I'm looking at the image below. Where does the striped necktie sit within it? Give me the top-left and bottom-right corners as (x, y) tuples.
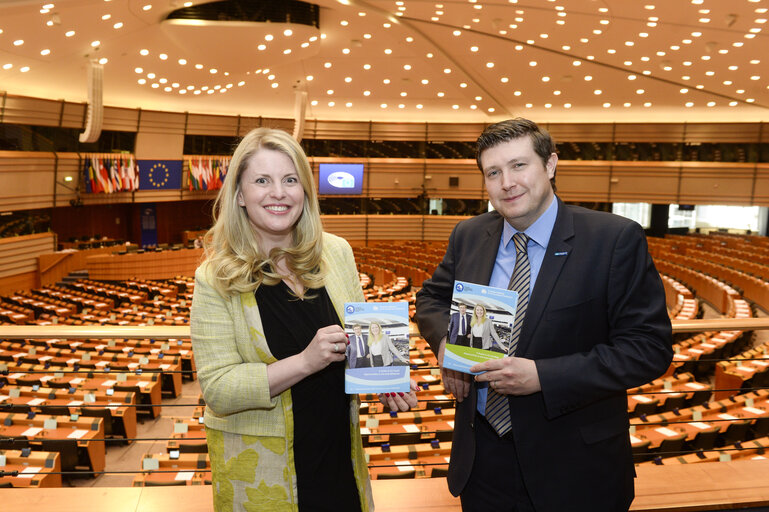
(485, 232), (530, 437)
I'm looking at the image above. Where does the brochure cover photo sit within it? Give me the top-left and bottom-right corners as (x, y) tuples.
(344, 301), (411, 394)
(443, 280), (518, 374)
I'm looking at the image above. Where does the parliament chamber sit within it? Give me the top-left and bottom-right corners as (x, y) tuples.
(3, 0), (769, 508)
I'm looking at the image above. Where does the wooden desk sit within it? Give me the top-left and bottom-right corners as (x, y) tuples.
(0, 386), (137, 442)
(0, 449), (61, 487)
(0, 423), (104, 473)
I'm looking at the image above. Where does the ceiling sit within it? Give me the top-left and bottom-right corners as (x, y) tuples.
(0, 0), (767, 124)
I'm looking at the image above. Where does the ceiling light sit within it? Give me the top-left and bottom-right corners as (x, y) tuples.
(271, 83), (278, 88)
(584, 75), (593, 81)
(134, 67), (143, 73)
(486, 62), (494, 68)
(644, 102), (652, 107)
(101, 14), (111, 20)
(384, 48), (392, 54)
(459, 83), (467, 88)
(363, 90), (371, 96)
(421, 79), (429, 84)
(41, 49), (50, 55)
(514, 91), (522, 96)
(403, 64), (411, 70)
(564, 103), (572, 108)
(453, 30), (461, 36)
(636, 89), (645, 94)
(140, 49), (149, 55)
(113, 22), (123, 29)
(324, 62), (332, 68)
(345, 77), (352, 82)
(257, 44), (266, 50)
(443, 68), (451, 73)
(437, 92), (445, 97)
(623, 103), (631, 107)
(284, 29), (293, 36)
(363, 64), (371, 70)
(138, 78), (146, 84)
(195, 64), (203, 69)
(383, 78), (390, 84)
(594, 89), (602, 95)
(147, 72), (155, 79)
(342, 48), (350, 54)
(500, 77), (509, 83)
(470, 46), (479, 52)
(529, 61), (537, 66)
(553, 90), (561, 95)
(400, 92), (407, 97)
(20, 66), (30, 72)
(142, 4), (151, 10)
(159, 53), (168, 60)
(542, 76), (550, 82)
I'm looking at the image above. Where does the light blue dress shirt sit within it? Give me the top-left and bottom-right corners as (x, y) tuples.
(477, 196), (559, 415)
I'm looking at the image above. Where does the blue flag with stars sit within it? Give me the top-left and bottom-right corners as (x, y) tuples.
(138, 160), (183, 190)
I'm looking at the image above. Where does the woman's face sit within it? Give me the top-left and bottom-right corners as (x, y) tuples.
(237, 148), (305, 252)
(475, 305), (484, 318)
(370, 323), (381, 335)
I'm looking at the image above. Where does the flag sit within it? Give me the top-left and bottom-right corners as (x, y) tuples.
(83, 158), (92, 193)
(188, 158), (201, 190)
(137, 160), (183, 190)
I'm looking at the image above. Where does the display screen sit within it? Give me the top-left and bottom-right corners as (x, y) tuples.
(318, 163), (364, 195)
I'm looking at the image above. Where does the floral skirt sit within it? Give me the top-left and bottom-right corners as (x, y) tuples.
(206, 427), (297, 512)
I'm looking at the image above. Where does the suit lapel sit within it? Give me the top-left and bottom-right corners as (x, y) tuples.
(516, 198), (574, 356)
(470, 213), (504, 286)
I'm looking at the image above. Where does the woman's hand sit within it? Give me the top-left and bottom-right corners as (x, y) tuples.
(378, 379), (419, 412)
(299, 325), (348, 375)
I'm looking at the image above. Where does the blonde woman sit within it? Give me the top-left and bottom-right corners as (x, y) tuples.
(367, 322), (409, 367)
(469, 304), (507, 352)
(191, 128), (415, 512)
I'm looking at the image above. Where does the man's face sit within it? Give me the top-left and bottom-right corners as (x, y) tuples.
(458, 304), (466, 315)
(353, 325), (362, 336)
(479, 136), (557, 231)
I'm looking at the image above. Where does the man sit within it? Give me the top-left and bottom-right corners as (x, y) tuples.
(415, 118), (672, 511)
(448, 303), (472, 347)
(347, 324), (370, 369)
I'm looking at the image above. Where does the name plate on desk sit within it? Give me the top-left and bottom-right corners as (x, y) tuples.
(9, 388), (21, 398)
(142, 457), (160, 471)
(82, 353), (91, 361)
(0, 454), (6, 466)
(174, 422), (189, 434)
(746, 398), (755, 408)
(108, 339), (116, 347)
(139, 357), (150, 365)
(693, 410), (703, 421)
(84, 393), (96, 403)
(28, 348), (36, 355)
(116, 373), (128, 382)
(43, 418), (58, 430)
(366, 417), (380, 429)
(161, 343), (170, 351)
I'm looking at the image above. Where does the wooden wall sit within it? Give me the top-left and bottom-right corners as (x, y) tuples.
(0, 232), (55, 294)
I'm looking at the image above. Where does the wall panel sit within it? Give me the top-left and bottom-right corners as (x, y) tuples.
(556, 161), (612, 202)
(0, 270), (36, 296)
(0, 232), (54, 280)
(678, 163), (756, 205)
(2, 95), (63, 127)
(426, 123), (485, 142)
(752, 164), (769, 206)
(424, 160), (484, 199)
(609, 162), (681, 204)
(307, 120), (371, 140)
(0, 151), (56, 210)
(102, 106), (140, 132)
(185, 113), (238, 136)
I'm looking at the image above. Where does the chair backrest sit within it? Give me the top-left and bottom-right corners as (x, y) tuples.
(178, 442), (208, 454)
(143, 479), (188, 486)
(39, 439), (80, 472)
(430, 466), (449, 478)
(377, 470), (416, 480)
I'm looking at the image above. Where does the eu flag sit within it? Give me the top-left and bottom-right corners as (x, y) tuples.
(138, 160), (183, 190)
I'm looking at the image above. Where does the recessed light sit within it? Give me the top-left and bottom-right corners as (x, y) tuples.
(195, 64), (203, 69)
(41, 49), (51, 56)
(140, 49), (149, 55)
(363, 90), (371, 96)
(147, 73), (155, 79)
(142, 4), (151, 11)
(20, 66), (30, 72)
(101, 14), (111, 20)
(113, 22), (123, 29)
(138, 78), (146, 84)
(159, 53), (168, 60)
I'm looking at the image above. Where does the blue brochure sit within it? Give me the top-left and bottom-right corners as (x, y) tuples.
(344, 301), (411, 393)
(443, 280), (518, 374)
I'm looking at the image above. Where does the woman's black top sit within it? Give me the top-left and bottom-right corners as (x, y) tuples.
(255, 281), (361, 511)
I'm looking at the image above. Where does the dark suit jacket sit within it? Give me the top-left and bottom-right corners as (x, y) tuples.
(347, 333), (369, 369)
(447, 311), (472, 345)
(415, 197), (673, 511)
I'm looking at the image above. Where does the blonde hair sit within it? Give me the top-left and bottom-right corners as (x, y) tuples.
(203, 128), (324, 297)
(470, 304), (487, 327)
(368, 322), (383, 344)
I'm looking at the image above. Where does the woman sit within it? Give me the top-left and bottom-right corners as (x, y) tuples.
(191, 128), (415, 512)
(469, 304), (507, 352)
(367, 322), (409, 367)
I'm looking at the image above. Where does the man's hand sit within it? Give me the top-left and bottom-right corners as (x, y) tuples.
(438, 337), (471, 402)
(470, 357), (541, 396)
